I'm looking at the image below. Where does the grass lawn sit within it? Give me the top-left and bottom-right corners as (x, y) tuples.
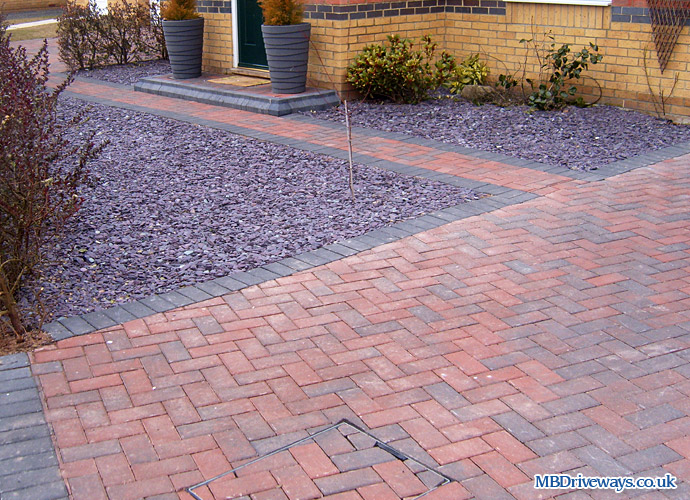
(9, 15), (54, 24)
(6, 8), (62, 24)
(7, 23), (57, 42)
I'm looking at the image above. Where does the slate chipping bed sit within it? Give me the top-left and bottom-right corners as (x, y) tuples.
(25, 94), (480, 320)
(78, 59), (690, 172)
(77, 59), (172, 86)
(307, 99), (690, 171)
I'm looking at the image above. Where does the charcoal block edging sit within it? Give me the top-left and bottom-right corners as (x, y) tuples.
(133, 75), (340, 117)
(0, 352), (69, 500)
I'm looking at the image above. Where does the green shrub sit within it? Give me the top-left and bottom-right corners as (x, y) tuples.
(496, 73), (518, 91)
(444, 54), (489, 94)
(524, 37), (603, 110)
(57, 1), (106, 70)
(347, 35), (454, 104)
(0, 15), (104, 338)
(434, 50), (458, 88)
(58, 0), (166, 70)
(258, 0), (303, 25)
(458, 54), (489, 87)
(103, 0), (159, 65)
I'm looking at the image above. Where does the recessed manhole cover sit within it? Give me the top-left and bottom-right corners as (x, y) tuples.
(186, 419), (454, 499)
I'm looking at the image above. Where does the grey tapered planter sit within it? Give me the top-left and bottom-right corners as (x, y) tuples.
(261, 23), (311, 94)
(162, 17), (204, 79)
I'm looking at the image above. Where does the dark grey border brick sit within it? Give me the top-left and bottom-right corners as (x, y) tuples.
(56, 316), (93, 336)
(103, 305), (138, 324)
(260, 262), (296, 277)
(176, 286), (214, 302)
(120, 300), (157, 319)
(194, 280), (232, 297)
(138, 295), (177, 313)
(0, 353), (68, 500)
(81, 311), (118, 331)
(0, 353), (29, 371)
(1, 480), (68, 500)
(213, 276), (246, 291)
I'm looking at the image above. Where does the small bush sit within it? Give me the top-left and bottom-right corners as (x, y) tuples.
(513, 32), (603, 111)
(490, 73), (520, 106)
(434, 50), (458, 88)
(102, 0), (159, 65)
(526, 41), (603, 110)
(0, 14), (104, 338)
(258, 0), (303, 25)
(458, 54), (489, 87)
(58, 0), (166, 70)
(57, 1), (106, 70)
(444, 54), (489, 94)
(160, 0), (200, 21)
(496, 73), (518, 91)
(347, 35), (454, 104)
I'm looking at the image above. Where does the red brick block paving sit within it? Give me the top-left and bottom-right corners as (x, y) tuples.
(26, 153), (690, 499)
(15, 40), (690, 498)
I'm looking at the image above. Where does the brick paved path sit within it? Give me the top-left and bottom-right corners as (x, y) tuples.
(3, 43), (690, 499)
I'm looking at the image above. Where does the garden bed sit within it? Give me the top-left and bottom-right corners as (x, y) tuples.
(307, 99), (690, 171)
(78, 60), (690, 173)
(26, 94), (479, 320)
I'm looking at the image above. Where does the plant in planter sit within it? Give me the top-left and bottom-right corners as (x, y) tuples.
(258, 0), (310, 94)
(160, 0), (204, 79)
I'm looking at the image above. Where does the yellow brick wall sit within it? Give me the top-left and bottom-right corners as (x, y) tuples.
(306, 13), (447, 96)
(200, 12), (447, 95)
(4, 0), (65, 11)
(603, 21), (689, 120)
(444, 4), (690, 121)
(201, 12), (233, 74)
(199, 4), (690, 120)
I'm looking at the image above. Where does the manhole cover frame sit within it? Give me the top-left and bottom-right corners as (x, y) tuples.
(186, 418), (456, 500)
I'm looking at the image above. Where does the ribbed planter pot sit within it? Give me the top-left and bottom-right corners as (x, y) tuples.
(162, 18), (204, 79)
(261, 23), (311, 94)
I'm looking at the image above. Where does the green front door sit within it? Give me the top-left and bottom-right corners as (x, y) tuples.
(237, 0), (268, 69)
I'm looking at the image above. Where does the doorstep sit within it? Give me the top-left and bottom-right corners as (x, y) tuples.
(134, 72), (340, 116)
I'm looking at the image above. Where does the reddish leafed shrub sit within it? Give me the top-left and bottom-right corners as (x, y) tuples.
(0, 14), (104, 338)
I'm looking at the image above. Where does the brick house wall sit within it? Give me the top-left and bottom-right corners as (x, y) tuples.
(442, 1), (690, 120)
(199, 0), (690, 120)
(199, 10), (234, 74)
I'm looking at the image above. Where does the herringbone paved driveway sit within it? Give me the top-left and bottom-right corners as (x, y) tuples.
(6, 39), (690, 498)
(29, 152), (690, 499)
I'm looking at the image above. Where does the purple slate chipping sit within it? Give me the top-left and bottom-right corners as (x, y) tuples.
(308, 99), (690, 171)
(22, 96), (480, 321)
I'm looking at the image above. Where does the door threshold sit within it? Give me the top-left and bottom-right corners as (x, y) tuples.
(232, 67), (270, 79)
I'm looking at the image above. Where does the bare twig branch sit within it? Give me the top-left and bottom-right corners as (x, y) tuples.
(344, 100), (355, 202)
(643, 45), (679, 119)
